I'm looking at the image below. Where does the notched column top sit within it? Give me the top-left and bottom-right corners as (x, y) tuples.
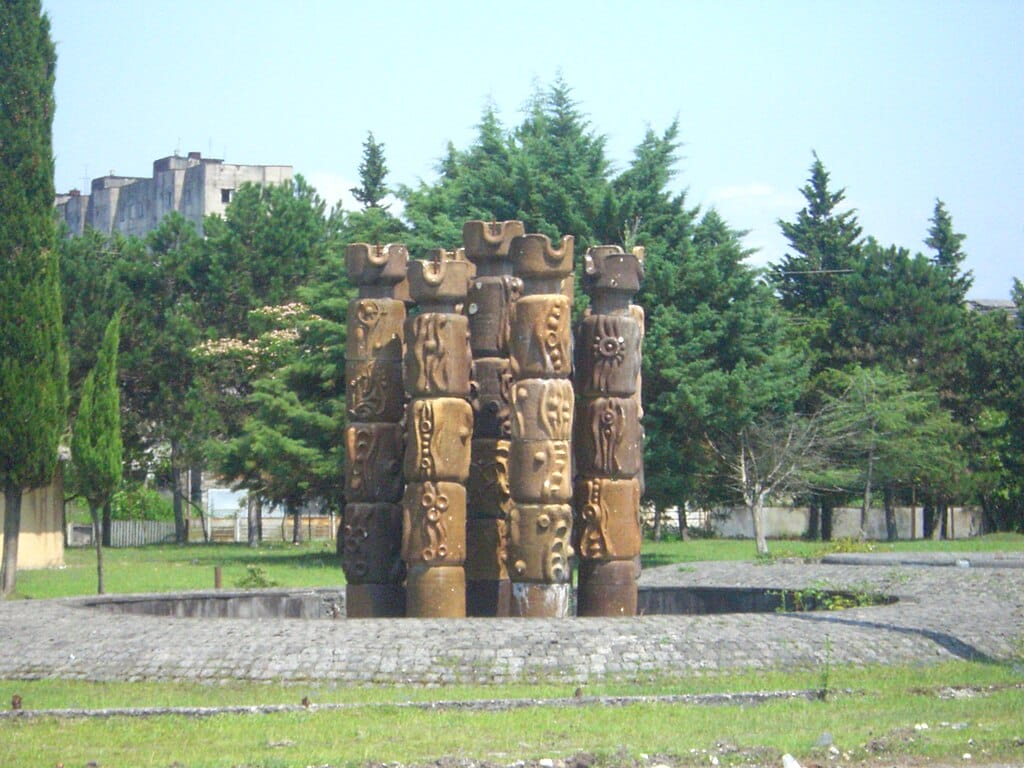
(346, 243), (409, 290)
(510, 233), (575, 282)
(583, 245), (645, 313)
(463, 220), (526, 262)
(407, 248), (474, 308)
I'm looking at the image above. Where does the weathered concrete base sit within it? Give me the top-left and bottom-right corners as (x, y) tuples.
(4, 559), (1020, 684)
(345, 584), (405, 618)
(577, 560), (637, 617)
(82, 588), (345, 619)
(510, 582), (570, 618)
(406, 566), (466, 618)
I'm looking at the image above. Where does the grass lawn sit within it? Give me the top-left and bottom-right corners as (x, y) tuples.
(12, 539), (343, 599)
(10, 533), (1024, 599)
(1, 661), (1022, 767)
(640, 532), (1024, 568)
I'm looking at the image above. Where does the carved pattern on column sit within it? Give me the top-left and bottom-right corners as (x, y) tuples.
(402, 249), (474, 617)
(574, 244), (645, 617)
(341, 243), (409, 618)
(507, 232), (575, 618)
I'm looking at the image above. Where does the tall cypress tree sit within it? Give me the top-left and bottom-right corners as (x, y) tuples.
(71, 312), (123, 594)
(350, 131), (390, 209)
(0, 1), (67, 596)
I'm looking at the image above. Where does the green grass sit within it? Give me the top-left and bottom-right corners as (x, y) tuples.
(640, 532), (1024, 569)
(12, 540), (344, 599)
(11, 532), (1024, 600)
(2, 661), (1022, 767)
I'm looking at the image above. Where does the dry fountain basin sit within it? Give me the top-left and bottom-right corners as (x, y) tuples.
(77, 585), (895, 619)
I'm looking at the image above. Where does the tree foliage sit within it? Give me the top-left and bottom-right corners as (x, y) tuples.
(51, 77), (1024, 542)
(70, 312), (122, 592)
(350, 131), (390, 209)
(1, 0), (66, 595)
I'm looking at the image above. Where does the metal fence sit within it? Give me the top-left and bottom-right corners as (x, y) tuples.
(67, 519), (177, 548)
(187, 514), (338, 543)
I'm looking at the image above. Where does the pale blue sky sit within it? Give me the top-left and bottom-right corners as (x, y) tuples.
(44, 0), (1023, 298)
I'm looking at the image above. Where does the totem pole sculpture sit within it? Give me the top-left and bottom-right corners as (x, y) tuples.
(341, 243), (409, 618)
(506, 232), (576, 617)
(464, 219), (528, 618)
(402, 249), (475, 617)
(462, 220), (524, 616)
(574, 245), (645, 616)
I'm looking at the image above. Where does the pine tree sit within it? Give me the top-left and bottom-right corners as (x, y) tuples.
(0, 0), (67, 596)
(350, 131), (390, 209)
(771, 153), (863, 317)
(70, 312), (123, 593)
(925, 199), (972, 303)
(643, 209), (809, 546)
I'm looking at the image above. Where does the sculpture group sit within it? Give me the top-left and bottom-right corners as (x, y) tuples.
(341, 221), (644, 619)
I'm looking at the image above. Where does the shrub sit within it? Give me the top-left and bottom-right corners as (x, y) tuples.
(110, 484), (175, 521)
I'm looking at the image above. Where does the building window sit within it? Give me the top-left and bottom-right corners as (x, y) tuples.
(221, 188), (233, 204)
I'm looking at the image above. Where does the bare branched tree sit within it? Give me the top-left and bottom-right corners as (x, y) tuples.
(707, 404), (848, 555)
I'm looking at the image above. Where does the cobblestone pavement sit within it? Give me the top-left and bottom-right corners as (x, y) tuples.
(1, 557), (1021, 684)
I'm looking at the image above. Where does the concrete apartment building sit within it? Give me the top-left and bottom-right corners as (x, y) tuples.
(56, 151), (292, 237)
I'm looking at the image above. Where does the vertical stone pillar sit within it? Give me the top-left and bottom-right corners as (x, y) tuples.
(574, 245), (645, 617)
(402, 249), (474, 617)
(341, 243), (408, 618)
(462, 220), (524, 617)
(507, 232), (575, 618)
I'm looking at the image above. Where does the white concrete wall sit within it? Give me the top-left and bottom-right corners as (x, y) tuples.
(707, 505), (977, 540)
(0, 467), (64, 569)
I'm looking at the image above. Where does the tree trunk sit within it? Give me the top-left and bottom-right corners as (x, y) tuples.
(676, 506), (686, 541)
(883, 486), (898, 542)
(171, 460), (186, 544)
(190, 466), (203, 511)
(292, 508), (303, 544)
(929, 496), (944, 540)
(102, 500), (112, 547)
(90, 503), (105, 595)
(860, 449), (874, 540)
(247, 495), (261, 549)
(821, 496), (834, 541)
(1, 485), (23, 596)
(750, 494), (769, 556)
(807, 497), (821, 541)
(652, 505), (662, 542)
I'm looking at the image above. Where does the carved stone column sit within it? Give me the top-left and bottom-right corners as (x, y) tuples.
(462, 220), (524, 617)
(574, 245), (645, 616)
(507, 232), (575, 618)
(402, 249), (474, 617)
(341, 243), (409, 618)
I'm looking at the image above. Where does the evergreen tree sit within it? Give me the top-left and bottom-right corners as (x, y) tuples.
(962, 300), (1024, 530)
(350, 131), (390, 209)
(643, 209), (808, 543)
(199, 183), (346, 544)
(60, 229), (135, 397)
(772, 153), (863, 315)
(0, 0), (67, 596)
(832, 238), (967, 385)
(824, 365), (964, 540)
(770, 153), (863, 382)
(116, 213), (205, 542)
(925, 199), (972, 303)
(401, 78), (613, 253)
(70, 312), (122, 593)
